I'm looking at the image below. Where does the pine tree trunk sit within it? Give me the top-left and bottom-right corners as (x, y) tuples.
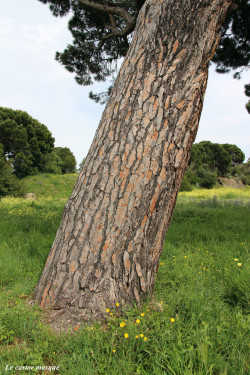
(35, 0), (232, 327)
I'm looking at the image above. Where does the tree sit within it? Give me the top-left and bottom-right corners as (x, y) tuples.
(244, 83), (250, 114)
(38, 0), (249, 103)
(0, 107), (55, 178)
(189, 141), (232, 176)
(222, 143), (245, 165)
(35, 0), (234, 327)
(185, 141), (245, 186)
(54, 147), (77, 173)
(0, 144), (24, 197)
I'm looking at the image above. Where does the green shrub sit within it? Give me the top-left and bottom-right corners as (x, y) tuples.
(197, 168), (217, 189)
(180, 175), (193, 191)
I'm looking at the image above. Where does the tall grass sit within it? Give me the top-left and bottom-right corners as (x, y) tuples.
(0, 181), (249, 374)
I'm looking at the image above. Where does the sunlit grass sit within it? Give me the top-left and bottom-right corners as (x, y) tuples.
(179, 186), (250, 202)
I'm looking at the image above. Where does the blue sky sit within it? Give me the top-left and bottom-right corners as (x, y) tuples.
(0, 0), (249, 165)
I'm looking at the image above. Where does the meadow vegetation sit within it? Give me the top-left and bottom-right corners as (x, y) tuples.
(0, 176), (249, 374)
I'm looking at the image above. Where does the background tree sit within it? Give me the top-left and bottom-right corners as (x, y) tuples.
(38, 0), (249, 104)
(54, 147), (77, 174)
(244, 83), (250, 113)
(0, 144), (23, 197)
(182, 141), (246, 189)
(232, 160), (250, 184)
(41, 151), (63, 174)
(189, 141), (232, 176)
(0, 107), (55, 178)
(222, 143), (245, 165)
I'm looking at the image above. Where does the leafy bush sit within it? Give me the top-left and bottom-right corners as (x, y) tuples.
(197, 168), (217, 189)
(179, 176), (193, 191)
(232, 161), (250, 185)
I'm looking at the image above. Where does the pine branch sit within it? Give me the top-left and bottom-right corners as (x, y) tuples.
(77, 0), (136, 23)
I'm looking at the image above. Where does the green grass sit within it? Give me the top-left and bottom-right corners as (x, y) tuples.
(22, 173), (78, 198)
(0, 179), (249, 375)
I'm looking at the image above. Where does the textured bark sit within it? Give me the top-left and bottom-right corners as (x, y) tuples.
(35, 0), (232, 326)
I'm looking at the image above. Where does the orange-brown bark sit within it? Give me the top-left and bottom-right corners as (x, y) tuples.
(35, 0), (232, 327)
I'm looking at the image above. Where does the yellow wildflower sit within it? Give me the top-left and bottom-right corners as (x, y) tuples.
(140, 334), (144, 338)
(116, 302), (120, 307)
(113, 349), (116, 353)
(136, 319), (140, 324)
(160, 301), (163, 304)
(141, 312), (145, 317)
(234, 259), (239, 261)
(124, 333), (129, 338)
(135, 335), (139, 339)
(120, 321), (126, 327)
(110, 312), (113, 316)
(237, 263), (242, 267)
(106, 308), (110, 313)
(170, 318), (175, 323)
(160, 262), (165, 265)
(184, 256), (187, 259)
(144, 337), (148, 341)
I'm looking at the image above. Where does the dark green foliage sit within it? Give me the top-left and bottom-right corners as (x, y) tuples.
(196, 167), (217, 189)
(222, 143), (245, 165)
(0, 144), (24, 197)
(190, 141), (233, 176)
(179, 175), (193, 192)
(38, 0), (250, 103)
(54, 147), (77, 173)
(212, 0), (250, 76)
(232, 161), (250, 185)
(184, 141), (246, 188)
(0, 107), (55, 178)
(244, 83), (250, 114)
(38, 0), (142, 96)
(41, 151), (62, 174)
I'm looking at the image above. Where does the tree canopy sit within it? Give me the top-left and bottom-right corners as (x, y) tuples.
(0, 107), (55, 178)
(54, 147), (77, 173)
(182, 141), (246, 189)
(244, 83), (250, 113)
(38, 0), (249, 104)
(0, 143), (23, 197)
(0, 107), (77, 181)
(189, 141), (245, 175)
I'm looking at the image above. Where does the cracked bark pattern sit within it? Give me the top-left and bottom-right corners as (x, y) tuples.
(35, 0), (232, 324)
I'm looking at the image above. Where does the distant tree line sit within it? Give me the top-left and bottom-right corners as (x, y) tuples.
(0, 107), (77, 197)
(181, 141), (248, 190)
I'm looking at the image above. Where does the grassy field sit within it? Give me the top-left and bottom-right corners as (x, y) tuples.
(0, 175), (249, 375)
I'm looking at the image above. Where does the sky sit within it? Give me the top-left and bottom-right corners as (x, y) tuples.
(0, 0), (249, 166)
